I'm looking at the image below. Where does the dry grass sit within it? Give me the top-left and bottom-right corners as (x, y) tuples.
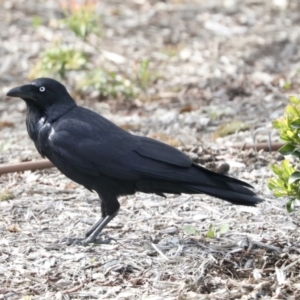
(1, 148), (300, 299)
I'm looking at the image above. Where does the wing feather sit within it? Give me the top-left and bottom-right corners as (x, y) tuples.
(48, 107), (193, 181)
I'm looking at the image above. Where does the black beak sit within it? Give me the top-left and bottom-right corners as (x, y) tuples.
(6, 84), (36, 100)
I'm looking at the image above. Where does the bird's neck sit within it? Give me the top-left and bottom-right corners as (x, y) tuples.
(25, 101), (77, 141)
(26, 103), (44, 141)
(46, 101), (77, 123)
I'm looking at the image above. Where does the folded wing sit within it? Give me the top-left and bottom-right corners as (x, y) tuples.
(49, 108), (193, 182)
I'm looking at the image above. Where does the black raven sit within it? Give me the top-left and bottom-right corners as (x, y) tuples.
(7, 78), (263, 245)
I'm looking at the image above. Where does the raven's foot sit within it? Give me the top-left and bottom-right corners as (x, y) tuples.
(82, 234), (116, 246)
(57, 235), (115, 246)
(81, 233), (114, 246)
(84, 212), (119, 242)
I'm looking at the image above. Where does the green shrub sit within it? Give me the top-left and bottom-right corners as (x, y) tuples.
(29, 2), (153, 100)
(79, 69), (139, 100)
(29, 45), (86, 79)
(268, 95), (300, 212)
(61, 4), (101, 39)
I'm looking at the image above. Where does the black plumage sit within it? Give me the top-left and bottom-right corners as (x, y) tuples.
(7, 78), (263, 245)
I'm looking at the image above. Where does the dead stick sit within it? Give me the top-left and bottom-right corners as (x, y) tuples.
(231, 142), (283, 151)
(0, 159), (54, 175)
(0, 142), (284, 175)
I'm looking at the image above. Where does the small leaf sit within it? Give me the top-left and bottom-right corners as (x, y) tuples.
(290, 119), (300, 129)
(283, 81), (292, 90)
(206, 224), (215, 238)
(286, 199), (295, 213)
(286, 104), (300, 117)
(267, 180), (278, 191)
(288, 171), (300, 184)
(217, 223), (230, 234)
(32, 16), (42, 28)
(292, 150), (300, 159)
(280, 133), (292, 143)
(289, 96), (300, 105)
(273, 190), (288, 197)
(183, 224), (199, 235)
(272, 119), (284, 129)
(286, 130), (295, 138)
(279, 144), (296, 156)
(270, 163), (282, 176)
(282, 159), (295, 177)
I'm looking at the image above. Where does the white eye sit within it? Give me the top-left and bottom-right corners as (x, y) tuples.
(39, 86), (46, 92)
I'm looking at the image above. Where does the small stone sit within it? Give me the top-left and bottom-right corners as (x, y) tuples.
(216, 162), (230, 174)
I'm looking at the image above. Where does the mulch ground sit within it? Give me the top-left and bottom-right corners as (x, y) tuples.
(1, 0), (300, 299)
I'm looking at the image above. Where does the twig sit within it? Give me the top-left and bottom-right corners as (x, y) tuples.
(150, 242), (169, 261)
(0, 159), (54, 175)
(231, 142), (283, 152)
(252, 240), (282, 254)
(63, 282), (85, 294)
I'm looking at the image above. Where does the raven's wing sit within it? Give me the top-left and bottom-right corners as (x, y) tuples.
(48, 107), (192, 181)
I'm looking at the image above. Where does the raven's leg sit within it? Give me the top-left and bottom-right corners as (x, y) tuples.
(82, 210), (119, 245)
(84, 201), (107, 238)
(82, 194), (120, 245)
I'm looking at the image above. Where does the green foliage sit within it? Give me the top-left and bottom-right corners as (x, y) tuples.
(183, 224), (200, 235)
(31, 16), (42, 28)
(90, 257), (97, 263)
(268, 160), (300, 212)
(269, 95), (300, 212)
(206, 223), (229, 238)
(182, 223), (230, 237)
(272, 96), (300, 145)
(213, 120), (250, 139)
(79, 69), (139, 100)
(283, 81), (292, 90)
(269, 160), (297, 196)
(137, 59), (151, 92)
(29, 45), (86, 79)
(29, 1), (152, 100)
(61, 5), (101, 39)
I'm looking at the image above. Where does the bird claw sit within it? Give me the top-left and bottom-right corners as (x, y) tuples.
(57, 235), (114, 246)
(82, 234), (115, 246)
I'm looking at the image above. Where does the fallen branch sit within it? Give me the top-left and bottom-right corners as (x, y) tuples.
(231, 142), (283, 152)
(0, 159), (54, 175)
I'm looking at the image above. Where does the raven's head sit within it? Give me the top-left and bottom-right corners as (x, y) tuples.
(6, 78), (75, 110)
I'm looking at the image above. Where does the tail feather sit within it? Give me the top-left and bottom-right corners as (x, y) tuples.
(136, 164), (263, 206)
(192, 164), (254, 188)
(185, 184), (263, 206)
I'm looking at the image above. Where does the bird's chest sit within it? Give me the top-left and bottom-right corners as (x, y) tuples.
(27, 114), (52, 157)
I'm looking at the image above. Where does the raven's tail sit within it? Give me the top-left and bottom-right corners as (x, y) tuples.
(136, 164), (263, 206)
